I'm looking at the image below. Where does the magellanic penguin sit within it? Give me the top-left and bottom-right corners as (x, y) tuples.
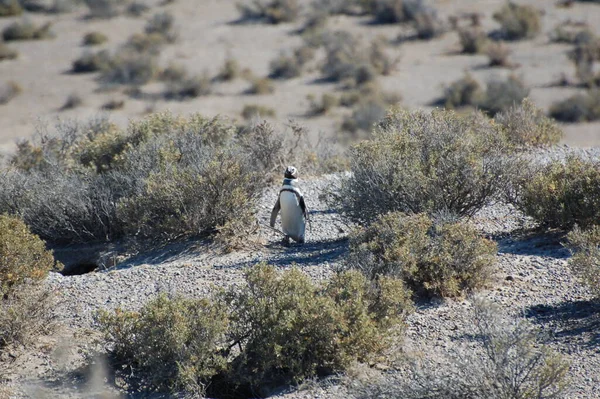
(270, 166), (309, 244)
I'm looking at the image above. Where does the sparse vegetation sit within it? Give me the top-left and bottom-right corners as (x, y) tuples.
(442, 72), (484, 109)
(101, 99), (124, 110)
(337, 108), (515, 222)
(457, 26), (489, 54)
(216, 57), (240, 81)
(510, 156), (600, 229)
(344, 212), (496, 297)
(84, 0), (119, 19)
(236, 0), (301, 24)
(2, 19), (53, 41)
(126, 1), (149, 17)
(241, 104), (276, 119)
(307, 93), (338, 116)
(479, 75), (530, 116)
(101, 51), (159, 86)
(0, 80), (21, 104)
(357, 299), (570, 399)
(495, 98), (563, 147)
(341, 98), (387, 135)
(144, 11), (178, 43)
(567, 226), (600, 297)
(60, 93), (83, 110)
(486, 40), (512, 67)
(549, 89), (600, 122)
(568, 37), (600, 87)
(0, 41), (17, 61)
(0, 0), (21, 16)
(492, 2), (541, 41)
(71, 50), (111, 73)
(82, 31), (108, 46)
(246, 76), (275, 94)
(163, 71), (212, 100)
(269, 46), (315, 79)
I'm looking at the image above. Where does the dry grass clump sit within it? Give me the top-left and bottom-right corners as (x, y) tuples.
(457, 26), (489, 54)
(492, 2), (541, 41)
(101, 264), (413, 397)
(0, 80), (21, 104)
(307, 92), (338, 116)
(163, 71), (212, 100)
(344, 212), (497, 298)
(509, 156), (600, 230)
(236, 0), (301, 24)
(215, 57), (240, 81)
(337, 108), (515, 222)
(246, 76), (275, 95)
(549, 89), (600, 122)
(82, 31), (108, 46)
(486, 40), (512, 67)
(101, 51), (159, 86)
(357, 299), (570, 399)
(0, 40), (17, 61)
(0, 0), (22, 16)
(241, 104), (276, 120)
(495, 98), (563, 147)
(2, 19), (53, 41)
(71, 50), (111, 73)
(442, 72), (485, 109)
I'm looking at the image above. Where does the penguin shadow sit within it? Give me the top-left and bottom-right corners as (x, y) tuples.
(262, 237), (349, 267)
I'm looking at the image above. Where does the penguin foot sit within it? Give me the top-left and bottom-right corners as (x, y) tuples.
(282, 235), (291, 247)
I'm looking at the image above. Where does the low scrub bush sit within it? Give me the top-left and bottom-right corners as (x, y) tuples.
(495, 98), (563, 147)
(126, 1), (149, 17)
(356, 299), (570, 399)
(72, 50), (111, 73)
(98, 294), (229, 395)
(567, 226), (600, 297)
(0, 0), (22, 16)
(307, 92), (338, 116)
(124, 32), (165, 55)
(457, 27), (488, 54)
(337, 108), (514, 222)
(236, 0), (301, 24)
(82, 31), (108, 46)
(163, 71), (212, 100)
(0, 214), (58, 295)
(246, 76), (275, 94)
(492, 2), (541, 41)
(269, 46), (315, 79)
(241, 104), (276, 119)
(341, 98), (387, 135)
(144, 12), (177, 43)
(479, 75), (529, 116)
(101, 99), (124, 110)
(0, 41), (17, 61)
(344, 212), (497, 297)
(0, 80), (21, 104)
(223, 264), (413, 394)
(84, 0), (119, 18)
(60, 93), (83, 110)
(216, 57), (240, 81)
(442, 72), (484, 109)
(99, 264), (413, 396)
(550, 90), (600, 122)
(101, 50), (159, 85)
(568, 38), (600, 87)
(486, 40), (512, 67)
(2, 19), (52, 41)
(510, 156), (600, 229)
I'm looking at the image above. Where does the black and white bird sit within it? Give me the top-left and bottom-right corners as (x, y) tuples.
(270, 166), (308, 245)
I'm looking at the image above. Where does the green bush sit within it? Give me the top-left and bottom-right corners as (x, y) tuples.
(344, 212), (496, 297)
(510, 156), (600, 229)
(0, 214), (58, 295)
(567, 226), (600, 297)
(82, 31), (108, 46)
(492, 2), (541, 41)
(495, 98), (563, 147)
(337, 108), (514, 222)
(2, 19), (52, 41)
(223, 264), (413, 393)
(98, 294), (229, 395)
(550, 89), (600, 123)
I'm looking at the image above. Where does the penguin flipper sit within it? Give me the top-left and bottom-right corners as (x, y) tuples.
(270, 198), (281, 228)
(299, 196), (309, 221)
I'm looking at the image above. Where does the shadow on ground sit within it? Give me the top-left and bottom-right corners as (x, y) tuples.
(525, 300), (600, 348)
(494, 229), (570, 259)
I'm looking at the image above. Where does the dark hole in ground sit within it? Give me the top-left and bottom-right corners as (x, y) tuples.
(60, 262), (98, 276)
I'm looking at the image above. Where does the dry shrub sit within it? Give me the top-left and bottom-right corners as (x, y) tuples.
(550, 22), (595, 45)
(0, 214), (58, 295)
(0, 41), (17, 61)
(98, 294), (229, 395)
(101, 99), (124, 110)
(567, 226), (600, 297)
(60, 93), (83, 110)
(344, 212), (496, 297)
(0, 0), (22, 16)
(337, 108), (515, 222)
(568, 38), (600, 87)
(510, 156), (600, 229)
(71, 50), (111, 73)
(357, 299), (570, 399)
(101, 50), (159, 86)
(163, 70), (212, 100)
(549, 89), (600, 122)
(492, 2), (541, 41)
(307, 92), (338, 116)
(443, 72), (484, 109)
(269, 46), (315, 79)
(223, 264), (413, 394)
(2, 19), (52, 41)
(241, 104), (276, 120)
(247, 76), (275, 95)
(82, 31), (108, 46)
(236, 0), (301, 24)
(341, 98), (388, 135)
(0, 80), (21, 104)
(83, 0), (119, 18)
(126, 1), (149, 17)
(124, 32), (165, 55)
(486, 40), (512, 67)
(216, 57), (240, 81)
(457, 26), (489, 54)
(144, 11), (178, 43)
(479, 75), (529, 116)
(495, 98), (563, 147)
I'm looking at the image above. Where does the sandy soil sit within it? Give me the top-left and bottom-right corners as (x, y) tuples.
(0, 0), (599, 158)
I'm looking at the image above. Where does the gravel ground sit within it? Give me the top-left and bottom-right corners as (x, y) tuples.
(2, 148), (600, 398)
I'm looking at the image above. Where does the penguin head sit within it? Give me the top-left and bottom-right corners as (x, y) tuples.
(284, 166), (298, 179)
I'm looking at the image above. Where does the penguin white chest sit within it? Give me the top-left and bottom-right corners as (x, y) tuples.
(279, 191), (305, 242)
